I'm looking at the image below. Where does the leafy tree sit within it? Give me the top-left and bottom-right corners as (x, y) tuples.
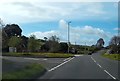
(27, 35), (42, 52)
(59, 42), (68, 53)
(49, 35), (60, 42)
(21, 36), (28, 48)
(28, 35), (36, 52)
(2, 23), (23, 52)
(41, 35), (60, 53)
(41, 42), (50, 52)
(48, 35), (60, 53)
(44, 37), (48, 41)
(8, 36), (21, 48)
(96, 38), (105, 48)
(3, 24), (22, 37)
(16, 35), (29, 52)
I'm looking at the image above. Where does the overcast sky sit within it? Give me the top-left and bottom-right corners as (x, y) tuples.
(0, 0), (119, 46)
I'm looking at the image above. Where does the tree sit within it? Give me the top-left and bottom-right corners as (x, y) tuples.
(41, 42), (50, 52)
(109, 36), (120, 54)
(17, 35), (29, 52)
(3, 24), (22, 37)
(0, 19), (9, 52)
(8, 36), (22, 52)
(59, 42), (68, 53)
(109, 36), (120, 46)
(44, 37), (48, 41)
(28, 35), (36, 52)
(21, 36), (29, 48)
(48, 35), (60, 53)
(41, 35), (60, 53)
(49, 35), (60, 42)
(96, 38), (105, 48)
(27, 35), (41, 52)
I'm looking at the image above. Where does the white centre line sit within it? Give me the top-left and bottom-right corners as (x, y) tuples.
(97, 63), (102, 68)
(91, 56), (116, 80)
(43, 59), (47, 61)
(91, 57), (96, 63)
(24, 58), (39, 60)
(63, 57), (71, 61)
(74, 55), (83, 57)
(48, 57), (75, 72)
(104, 70), (116, 80)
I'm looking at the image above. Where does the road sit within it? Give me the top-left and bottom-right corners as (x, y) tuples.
(38, 50), (119, 80)
(2, 56), (69, 71)
(2, 50), (119, 81)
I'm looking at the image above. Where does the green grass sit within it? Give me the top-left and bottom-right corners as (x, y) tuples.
(43, 53), (74, 58)
(102, 53), (120, 61)
(2, 63), (46, 79)
(3, 52), (74, 58)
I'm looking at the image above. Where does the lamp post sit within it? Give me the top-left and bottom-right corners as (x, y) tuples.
(0, 18), (7, 37)
(68, 21), (71, 53)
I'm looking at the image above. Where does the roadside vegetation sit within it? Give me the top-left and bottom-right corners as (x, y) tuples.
(1, 16), (120, 80)
(1, 19), (119, 58)
(3, 52), (74, 58)
(2, 63), (46, 79)
(101, 35), (120, 61)
(102, 53), (120, 61)
(1, 22), (106, 55)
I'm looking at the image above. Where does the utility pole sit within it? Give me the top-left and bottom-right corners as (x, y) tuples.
(68, 21), (71, 53)
(75, 41), (76, 45)
(85, 42), (86, 54)
(0, 18), (7, 36)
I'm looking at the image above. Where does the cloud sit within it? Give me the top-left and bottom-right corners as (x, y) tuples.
(28, 30), (59, 39)
(29, 19), (110, 45)
(114, 28), (120, 31)
(59, 19), (108, 38)
(0, 1), (112, 24)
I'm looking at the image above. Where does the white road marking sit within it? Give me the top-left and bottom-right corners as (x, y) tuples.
(91, 57), (96, 63)
(43, 59), (47, 61)
(91, 56), (116, 80)
(97, 63), (102, 68)
(74, 55), (83, 57)
(24, 58), (39, 60)
(48, 57), (75, 72)
(63, 57), (71, 61)
(104, 70), (116, 80)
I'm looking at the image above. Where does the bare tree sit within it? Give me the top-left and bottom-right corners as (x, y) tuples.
(109, 36), (120, 54)
(109, 36), (120, 46)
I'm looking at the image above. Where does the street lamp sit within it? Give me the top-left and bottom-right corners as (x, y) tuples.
(0, 18), (7, 37)
(68, 21), (71, 53)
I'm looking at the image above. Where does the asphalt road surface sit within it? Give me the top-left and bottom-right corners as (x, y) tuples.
(38, 50), (119, 80)
(2, 56), (69, 71)
(1, 50), (119, 81)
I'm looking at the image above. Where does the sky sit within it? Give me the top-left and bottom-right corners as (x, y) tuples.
(0, 0), (119, 46)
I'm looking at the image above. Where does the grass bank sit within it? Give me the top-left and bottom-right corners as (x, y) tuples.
(2, 63), (46, 79)
(102, 53), (120, 61)
(3, 52), (74, 58)
(44, 53), (74, 58)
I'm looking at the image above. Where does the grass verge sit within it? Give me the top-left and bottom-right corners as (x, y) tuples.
(2, 63), (46, 79)
(102, 53), (120, 61)
(3, 52), (74, 58)
(43, 53), (74, 58)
